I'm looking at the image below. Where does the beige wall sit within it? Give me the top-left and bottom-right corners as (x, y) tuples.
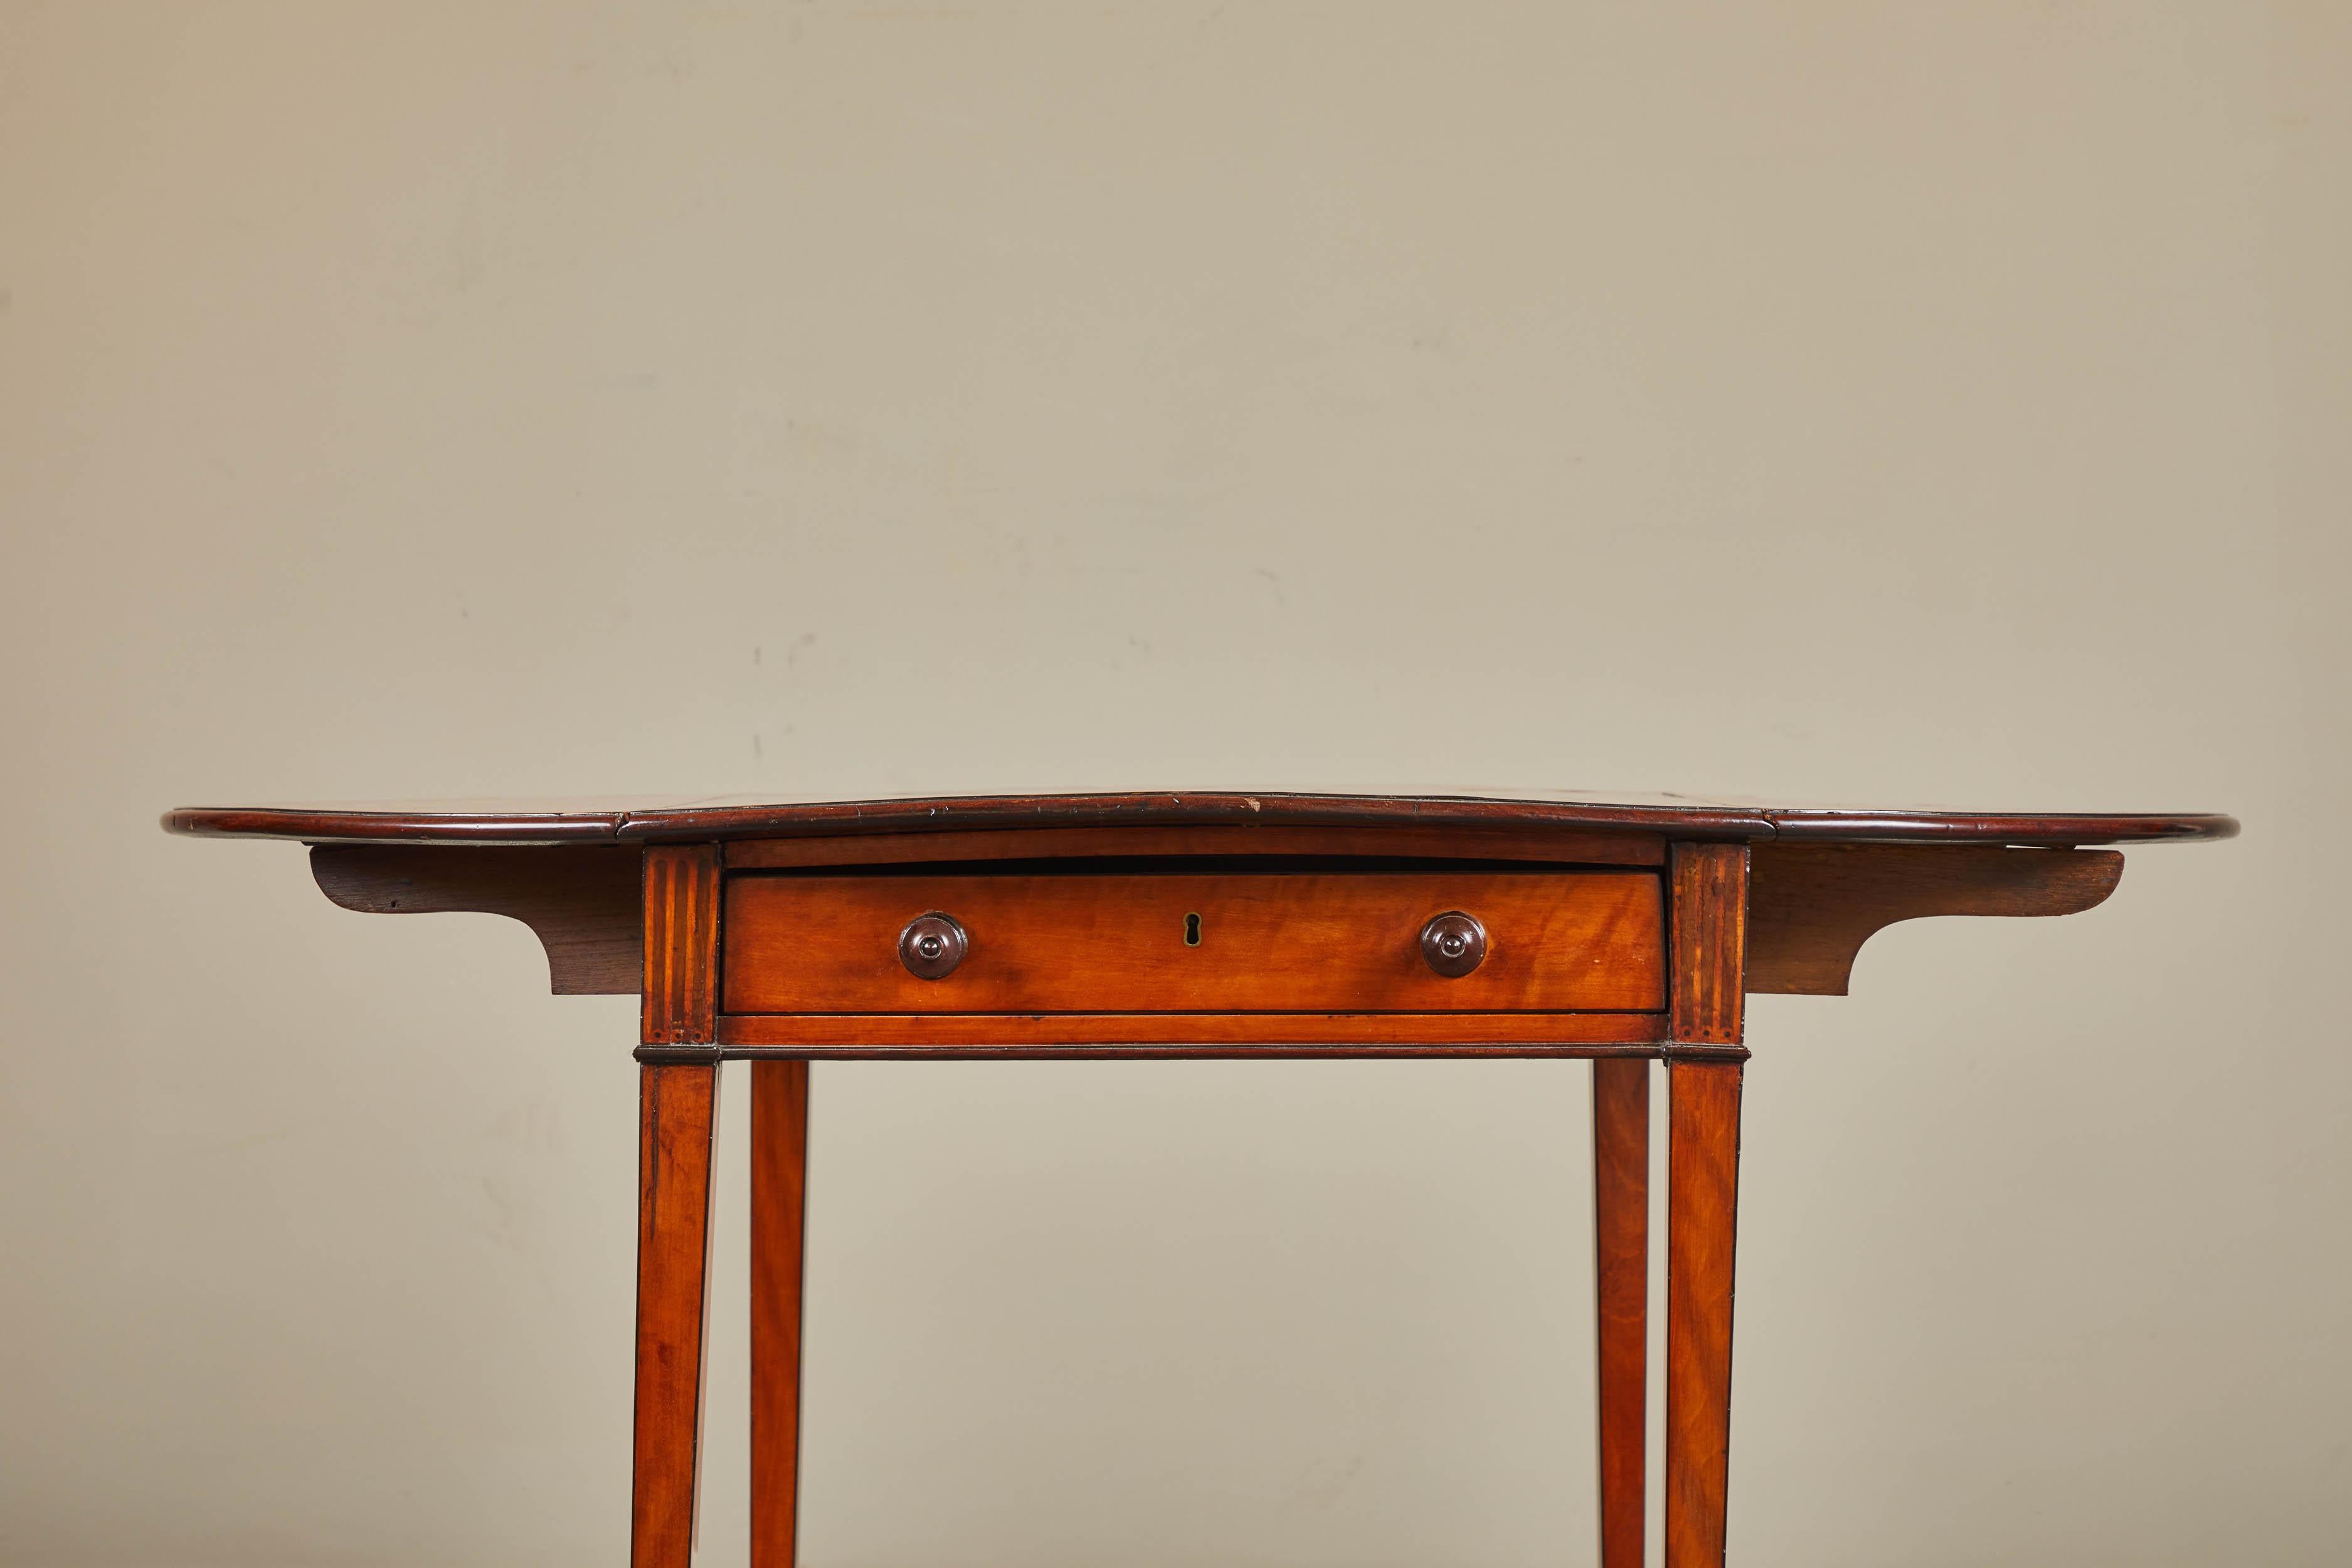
(4, 3), (2347, 1564)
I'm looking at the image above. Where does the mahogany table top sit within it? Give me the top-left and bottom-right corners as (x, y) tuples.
(164, 788), (2238, 848)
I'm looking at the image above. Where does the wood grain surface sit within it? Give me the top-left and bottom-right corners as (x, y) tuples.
(1665, 1060), (1742, 1568)
(1591, 1057), (1651, 1568)
(751, 1061), (810, 1568)
(310, 844), (642, 993)
(704, 1010), (1677, 1054)
(643, 845), (720, 1046)
(725, 822), (1665, 868)
(1745, 844), (2124, 994)
(723, 871), (1664, 1015)
(162, 788), (2240, 847)
(1670, 844), (1749, 1047)
(632, 1063), (719, 1568)
(1661, 839), (1749, 1568)
(297, 839), (2143, 1008)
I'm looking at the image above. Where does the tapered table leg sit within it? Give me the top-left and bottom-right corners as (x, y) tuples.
(1665, 1059), (1742, 1568)
(1592, 1057), (1650, 1568)
(633, 1062), (720, 1568)
(751, 1061), (812, 1568)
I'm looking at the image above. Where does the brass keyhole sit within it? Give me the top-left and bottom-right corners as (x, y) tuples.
(1184, 912), (1202, 946)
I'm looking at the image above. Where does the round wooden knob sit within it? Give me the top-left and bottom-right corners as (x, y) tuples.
(898, 912), (968, 980)
(1419, 911), (1486, 977)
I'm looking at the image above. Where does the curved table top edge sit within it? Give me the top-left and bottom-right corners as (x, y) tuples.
(161, 792), (2240, 849)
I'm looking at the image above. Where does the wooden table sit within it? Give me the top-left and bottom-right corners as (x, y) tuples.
(166, 790), (2235, 1567)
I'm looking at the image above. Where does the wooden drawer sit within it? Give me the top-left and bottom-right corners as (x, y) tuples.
(721, 870), (1664, 1015)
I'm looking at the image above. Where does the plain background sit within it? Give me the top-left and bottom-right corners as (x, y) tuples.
(3, 3), (2346, 1564)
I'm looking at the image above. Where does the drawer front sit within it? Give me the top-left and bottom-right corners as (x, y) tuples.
(722, 871), (1664, 1014)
